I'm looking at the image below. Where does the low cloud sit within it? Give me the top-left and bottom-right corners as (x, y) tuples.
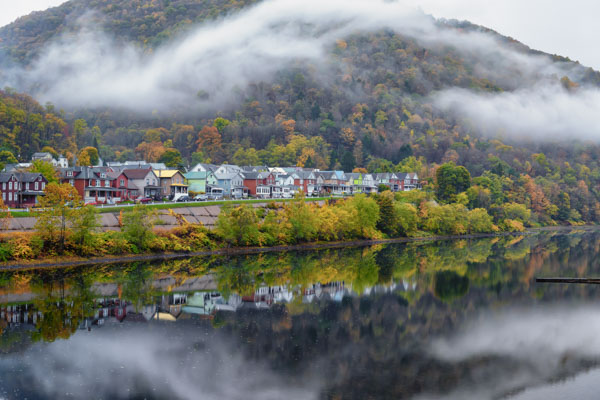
(1, 0), (584, 115)
(434, 84), (600, 141)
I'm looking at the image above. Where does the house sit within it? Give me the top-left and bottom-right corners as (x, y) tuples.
(122, 168), (161, 198)
(184, 171), (217, 194)
(241, 165), (269, 173)
(374, 173), (400, 191)
(243, 171), (275, 198)
(362, 174), (377, 193)
(345, 173), (363, 193)
(215, 164), (242, 175)
(214, 172), (246, 198)
(0, 172), (47, 208)
(31, 152), (68, 168)
(189, 163), (218, 173)
(155, 170), (188, 198)
(315, 171), (348, 195)
(108, 171), (138, 201)
(60, 166), (119, 204)
(291, 171), (317, 195)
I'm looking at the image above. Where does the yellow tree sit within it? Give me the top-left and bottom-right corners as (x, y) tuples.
(35, 183), (82, 252)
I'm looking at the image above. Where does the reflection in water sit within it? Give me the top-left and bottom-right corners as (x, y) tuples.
(1, 229), (600, 399)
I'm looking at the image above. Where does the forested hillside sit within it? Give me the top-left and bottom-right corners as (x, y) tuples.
(1, 0), (600, 226)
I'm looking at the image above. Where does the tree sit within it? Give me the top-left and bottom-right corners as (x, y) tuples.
(435, 162), (471, 203)
(0, 150), (18, 165)
(77, 147), (99, 166)
(158, 148), (184, 168)
(135, 141), (166, 162)
(557, 192), (571, 221)
(196, 125), (222, 158)
(375, 192), (396, 236)
(213, 117), (231, 134)
(216, 205), (261, 246)
(71, 205), (100, 254)
(35, 183), (82, 252)
(29, 159), (58, 184)
(121, 205), (157, 252)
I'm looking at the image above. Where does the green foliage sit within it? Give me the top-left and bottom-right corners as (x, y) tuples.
(34, 183), (82, 253)
(121, 205), (157, 252)
(29, 159), (59, 184)
(70, 205), (100, 254)
(436, 162), (471, 203)
(394, 202), (418, 236)
(216, 205), (262, 246)
(158, 148), (184, 168)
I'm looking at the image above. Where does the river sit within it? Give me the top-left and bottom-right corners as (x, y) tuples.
(1, 229), (599, 399)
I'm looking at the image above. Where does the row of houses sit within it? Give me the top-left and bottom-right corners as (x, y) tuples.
(186, 163), (420, 199)
(59, 165), (189, 204)
(0, 158), (420, 206)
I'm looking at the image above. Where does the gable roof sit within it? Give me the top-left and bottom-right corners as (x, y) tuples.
(155, 170), (181, 178)
(184, 171), (210, 180)
(14, 172), (46, 182)
(123, 168), (154, 180)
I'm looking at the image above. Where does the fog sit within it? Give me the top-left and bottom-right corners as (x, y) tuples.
(0, 323), (318, 399)
(434, 84), (600, 140)
(417, 305), (600, 400)
(1, 0), (584, 116)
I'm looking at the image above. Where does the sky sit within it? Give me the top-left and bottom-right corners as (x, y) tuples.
(1, 0), (598, 69)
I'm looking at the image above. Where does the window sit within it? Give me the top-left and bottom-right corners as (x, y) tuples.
(1, 193), (4, 201)
(146, 178), (149, 185)
(105, 180), (110, 187)
(42, 182), (45, 190)
(35, 182), (38, 191)
(67, 171), (73, 177)
(8, 193), (12, 201)
(120, 179), (125, 186)
(26, 183), (29, 190)
(69, 179), (74, 186)
(8, 182), (12, 190)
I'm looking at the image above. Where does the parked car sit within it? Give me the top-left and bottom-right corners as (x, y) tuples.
(176, 195), (192, 202)
(207, 193), (224, 200)
(194, 194), (208, 201)
(136, 197), (153, 204)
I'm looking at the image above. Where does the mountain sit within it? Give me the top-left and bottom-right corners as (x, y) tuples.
(1, 0), (600, 225)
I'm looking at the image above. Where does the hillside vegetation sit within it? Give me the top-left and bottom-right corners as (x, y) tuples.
(0, 0), (600, 226)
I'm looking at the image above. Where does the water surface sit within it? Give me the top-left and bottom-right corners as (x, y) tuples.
(2, 229), (600, 399)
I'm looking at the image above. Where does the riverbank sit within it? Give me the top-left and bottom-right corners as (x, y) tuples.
(0, 225), (591, 272)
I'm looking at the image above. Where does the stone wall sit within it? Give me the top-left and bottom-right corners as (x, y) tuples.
(4, 202), (290, 232)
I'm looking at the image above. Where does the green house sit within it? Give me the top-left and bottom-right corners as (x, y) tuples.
(184, 171), (217, 194)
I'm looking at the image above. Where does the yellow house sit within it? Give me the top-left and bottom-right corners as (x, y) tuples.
(156, 170), (188, 198)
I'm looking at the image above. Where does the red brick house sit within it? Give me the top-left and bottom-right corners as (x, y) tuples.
(60, 166), (119, 204)
(243, 171), (275, 198)
(0, 172), (47, 208)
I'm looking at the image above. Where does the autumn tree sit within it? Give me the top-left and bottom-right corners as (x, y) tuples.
(29, 159), (59, 184)
(196, 125), (223, 160)
(77, 146), (99, 166)
(35, 183), (82, 252)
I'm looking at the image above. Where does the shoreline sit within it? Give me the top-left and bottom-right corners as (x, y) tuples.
(0, 225), (594, 272)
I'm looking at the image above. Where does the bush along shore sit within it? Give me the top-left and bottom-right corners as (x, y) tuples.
(0, 183), (538, 264)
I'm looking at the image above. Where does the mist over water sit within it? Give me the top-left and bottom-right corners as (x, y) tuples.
(2, 232), (600, 399)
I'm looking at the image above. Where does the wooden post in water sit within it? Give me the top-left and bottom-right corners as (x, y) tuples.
(536, 277), (600, 285)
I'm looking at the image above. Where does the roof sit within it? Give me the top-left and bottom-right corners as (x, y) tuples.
(0, 173), (14, 183)
(14, 172), (46, 182)
(215, 172), (242, 180)
(155, 170), (181, 178)
(123, 168), (153, 179)
(184, 171), (209, 180)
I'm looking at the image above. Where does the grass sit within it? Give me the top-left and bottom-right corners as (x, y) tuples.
(8, 197), (333, 217)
